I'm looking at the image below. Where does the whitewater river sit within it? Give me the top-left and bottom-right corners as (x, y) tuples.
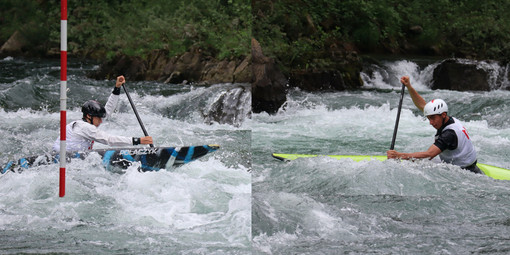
(2, 57), (510, 254)
(251, 59), (510, 254)
(0, 57), (251, 254)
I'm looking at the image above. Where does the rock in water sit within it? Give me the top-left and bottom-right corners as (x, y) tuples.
(203, 85), (251, 127)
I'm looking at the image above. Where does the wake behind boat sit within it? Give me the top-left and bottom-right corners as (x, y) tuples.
(272, 153), (510, 181)
(2, 144), (219, 175)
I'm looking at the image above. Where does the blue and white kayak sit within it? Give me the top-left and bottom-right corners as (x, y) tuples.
(2, 144), (220, 174)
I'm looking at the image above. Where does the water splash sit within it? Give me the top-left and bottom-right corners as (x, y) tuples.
(362, 58), (510, 91)
(0, 58), (252, 253)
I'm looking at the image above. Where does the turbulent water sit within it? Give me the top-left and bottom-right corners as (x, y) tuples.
(0, 57), (251, 254)
(3, 57), (510, 254)
(252, 58), (510, 254)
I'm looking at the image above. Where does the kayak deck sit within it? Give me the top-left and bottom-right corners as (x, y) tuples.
(272, 153), (510, 181)
(2, 144), (220, 174)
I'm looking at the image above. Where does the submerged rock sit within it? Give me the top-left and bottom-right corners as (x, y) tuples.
(203, 84), (251, 127)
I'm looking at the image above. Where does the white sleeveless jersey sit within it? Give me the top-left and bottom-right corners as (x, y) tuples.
(438, 117), (477, 167)
(53, 93), (133, 152)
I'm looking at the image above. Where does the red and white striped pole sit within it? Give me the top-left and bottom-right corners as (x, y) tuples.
(59, 0), (67, 197)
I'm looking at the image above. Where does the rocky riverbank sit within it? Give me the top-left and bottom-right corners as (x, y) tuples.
(2, 32), (509, 115)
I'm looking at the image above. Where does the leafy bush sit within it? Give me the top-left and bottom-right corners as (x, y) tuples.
(253, 0), (510, 66)
(1, 0), (510, 62)
(0, 0), (251, 60)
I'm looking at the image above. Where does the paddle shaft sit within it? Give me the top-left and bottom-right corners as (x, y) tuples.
(390, 83), (406, 150)
(122, 84), (153, 147)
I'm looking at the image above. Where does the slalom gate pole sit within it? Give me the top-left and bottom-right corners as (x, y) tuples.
(59, 0), (67, 197)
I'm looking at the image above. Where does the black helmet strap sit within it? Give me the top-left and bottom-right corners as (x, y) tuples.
(83, 114), (93, 124)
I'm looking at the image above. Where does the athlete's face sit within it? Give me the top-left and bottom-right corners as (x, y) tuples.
(91, 116), (103, 127)
(427, 113), (447, 130)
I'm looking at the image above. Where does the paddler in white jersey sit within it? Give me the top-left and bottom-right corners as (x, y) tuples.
(387, 76), (482, 174)
(53, 75), (153, 152)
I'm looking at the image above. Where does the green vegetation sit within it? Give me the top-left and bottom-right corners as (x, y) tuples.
(1, 0), (510, 65)
(253, 0), (510, 69)
(0, 0), (251, 60)
(0, 0), (58, 55)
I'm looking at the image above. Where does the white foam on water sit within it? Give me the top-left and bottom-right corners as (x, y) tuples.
(1, 59), (252, 253)
(252, 59), (510, 253)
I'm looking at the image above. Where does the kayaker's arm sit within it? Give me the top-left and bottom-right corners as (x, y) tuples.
(387, 144), (441, 160)
(401, 76), (426, 112)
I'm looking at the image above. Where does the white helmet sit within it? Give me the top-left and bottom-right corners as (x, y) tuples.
(423, 99), (448, 116)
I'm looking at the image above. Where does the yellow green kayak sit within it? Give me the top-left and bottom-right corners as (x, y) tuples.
(272, 153), (510, 181)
